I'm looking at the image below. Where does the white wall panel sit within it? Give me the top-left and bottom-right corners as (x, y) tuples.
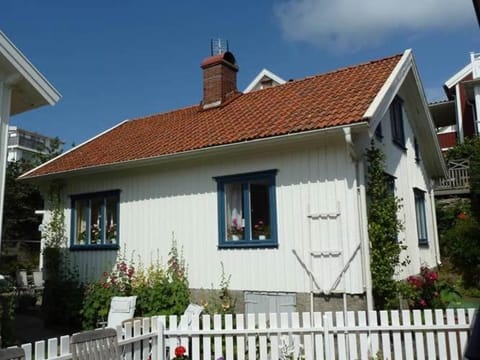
(368, 84), (441, 278)
(53, 136), (365, 294)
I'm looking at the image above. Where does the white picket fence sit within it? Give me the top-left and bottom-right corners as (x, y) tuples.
(13, 308), (477, 360)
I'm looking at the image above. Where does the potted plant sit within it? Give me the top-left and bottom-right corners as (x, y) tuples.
(253, 220), (270, 240)
(227, 218), (244, 240)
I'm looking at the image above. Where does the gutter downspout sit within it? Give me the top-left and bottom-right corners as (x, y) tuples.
(343, 127), (373, 312)
(455, 84), (464, 143)
(429, 181), (441, 266)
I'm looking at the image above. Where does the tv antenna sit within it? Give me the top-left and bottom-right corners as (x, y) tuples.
(210, 38), (229, 56)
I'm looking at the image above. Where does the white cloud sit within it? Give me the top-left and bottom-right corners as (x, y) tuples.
(275, 0), (473, 51)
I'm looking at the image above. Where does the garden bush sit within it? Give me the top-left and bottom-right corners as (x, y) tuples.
(200, 262), (236, 315)
(0, 275), (15, 346)
(42, 247), (84, 328)
(366, 144), (407, 309)
(402, 265), (461, 309)
(82, 241), (190, 329)
(442, 215), (480, 288)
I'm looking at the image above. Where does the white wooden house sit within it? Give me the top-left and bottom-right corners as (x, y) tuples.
(22, 49), (445, 312)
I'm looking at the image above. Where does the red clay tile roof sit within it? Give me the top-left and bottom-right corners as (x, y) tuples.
(24, 53), (401, 178)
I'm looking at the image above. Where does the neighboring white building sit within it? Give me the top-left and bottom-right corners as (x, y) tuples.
(22, 49), (445, 313)
(244, 68), (286, 93)
(0, 30), (60, 252)
(7, 125), (60, 163)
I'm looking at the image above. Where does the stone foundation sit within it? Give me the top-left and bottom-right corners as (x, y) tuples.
(190, 288), (366, 313)
(296, 293), (367, 313)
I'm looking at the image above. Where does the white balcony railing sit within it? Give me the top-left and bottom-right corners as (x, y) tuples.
(434, 159), (470, 195)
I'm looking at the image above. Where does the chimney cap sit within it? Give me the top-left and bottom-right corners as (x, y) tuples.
(201, 51), (237, 69)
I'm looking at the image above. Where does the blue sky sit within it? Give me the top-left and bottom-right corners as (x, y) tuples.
(2, 1), (479, 149)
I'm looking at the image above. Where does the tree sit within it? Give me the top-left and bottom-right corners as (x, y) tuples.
(439, 136), (480, 287)
(2, 159), (43, 242)
(0, 138), (63, 273)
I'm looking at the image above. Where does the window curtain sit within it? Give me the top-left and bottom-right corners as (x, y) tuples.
(225, 183), (243, 235)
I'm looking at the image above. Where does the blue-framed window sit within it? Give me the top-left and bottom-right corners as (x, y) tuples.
(375, 123), (383, 140)
(414, 188), (428, 246)
(414, 137), (420, 162)
(390, 96), (405, 149)
(70, 190), (120, 249)
(385, 173), (396, 195)
(214, 170), (278, 248)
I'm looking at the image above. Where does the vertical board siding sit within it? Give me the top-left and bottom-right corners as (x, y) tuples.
(372, 84), (440, 276)
(57, 137), (364, 293)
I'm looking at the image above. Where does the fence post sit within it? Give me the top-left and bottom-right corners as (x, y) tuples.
(157, 317), (165, 360)
(323, 313), (331, 359)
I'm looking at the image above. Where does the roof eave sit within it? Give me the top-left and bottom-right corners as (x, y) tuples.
(444, 62), (472, 90)
(364, 49), (446, 178)
(0, 31), (61, 113)
(21, 121), (369, 181)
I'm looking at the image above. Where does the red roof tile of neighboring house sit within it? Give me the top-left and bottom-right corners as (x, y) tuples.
(24, 54), (401, 178)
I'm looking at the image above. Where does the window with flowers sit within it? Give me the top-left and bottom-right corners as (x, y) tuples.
(214, 170), (278, 248)
(70, 190), (120, 249)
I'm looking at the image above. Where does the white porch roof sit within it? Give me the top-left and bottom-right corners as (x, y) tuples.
(0, 30), (60, 114)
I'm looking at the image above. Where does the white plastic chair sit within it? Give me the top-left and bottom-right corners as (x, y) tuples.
(15, 270), (29, 295)
(32, 271), (44, 291)
(167, 303), (204, 354)
(178, 304), (203, 330)
(106, 296), (137, 329)
(71, 328), (119, 360)
(0, 347), (25, 360)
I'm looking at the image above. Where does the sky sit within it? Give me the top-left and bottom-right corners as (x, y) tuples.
(1, 1), (479, 149)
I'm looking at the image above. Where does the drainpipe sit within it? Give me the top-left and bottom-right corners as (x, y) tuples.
(455, 84), (464, 143)
(343, 127), (373, 312)
(429, 181), (441, 266)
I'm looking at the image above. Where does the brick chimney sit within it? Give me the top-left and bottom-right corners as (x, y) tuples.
(201, 51), (239, 109)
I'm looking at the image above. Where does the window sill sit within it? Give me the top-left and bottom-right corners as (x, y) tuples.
(392, 139), (407, 152)
(70, 244), (119, 251)
(418, 241), (429, 248)
(219, 240), (278, 249)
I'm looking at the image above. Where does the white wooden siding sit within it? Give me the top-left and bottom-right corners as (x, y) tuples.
(367, 84), (440, 277)
(56, 135), (365, 294)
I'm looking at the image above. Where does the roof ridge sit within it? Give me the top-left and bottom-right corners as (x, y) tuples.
(287, 53), (403, 86)
(233, 53), (403, 97)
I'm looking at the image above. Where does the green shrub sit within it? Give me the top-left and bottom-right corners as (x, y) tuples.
(42, 247), (84, 328)
(200, 262), (236, 315)
(366, 144), (407, 309)
(443, 215), (480, 287)
(81, 240), (190, 329)
(0, 276), (15, 346)
(402, 266), (461, 309)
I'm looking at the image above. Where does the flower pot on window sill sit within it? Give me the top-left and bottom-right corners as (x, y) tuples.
(231, 235), (240, 241)
(258, 235), (266, 240)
